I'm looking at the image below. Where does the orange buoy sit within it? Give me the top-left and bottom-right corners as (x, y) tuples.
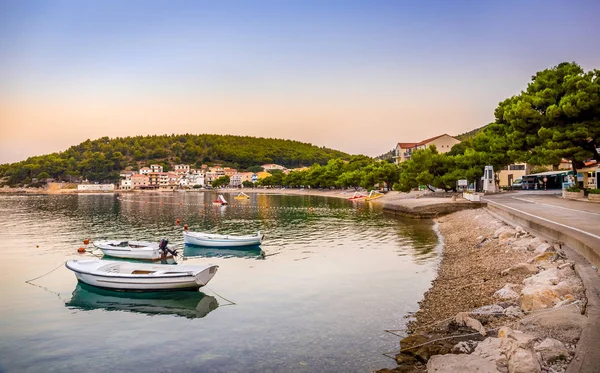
(77, 247), (86, 253)
(176, 219), (181, 225)
(83, 239), (90, 245)
(183, 224), (188, 230)
(180, 202), (183, 206)
(160, 201), (163, 205)
(309, 206), (314, 212)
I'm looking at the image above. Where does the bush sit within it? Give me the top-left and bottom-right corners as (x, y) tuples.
(566, 185), (581, 192)
(588, 188), (600, 194)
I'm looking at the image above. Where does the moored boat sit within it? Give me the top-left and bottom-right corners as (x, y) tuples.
(66, 283), (219, 319)
(234, 192), (250, 200)
(213, 194), (228, 205)
(183, 230), (264, 247)
(365, 190), (384, 201)
(65, 259), (218, 291)
(348, 191), (368, 200)
(92, 240), (174, 261)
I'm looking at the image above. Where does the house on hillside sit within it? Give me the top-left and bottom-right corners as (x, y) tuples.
(139, 167), (151, 175)
(393, 134), (461, 164)
(262, 164), (288, 172)
(150, 164), (163, 173)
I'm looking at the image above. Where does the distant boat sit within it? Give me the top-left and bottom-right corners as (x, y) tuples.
(65, 259), (218, 291)
(92, 240), (173, 261)
(234, 192), (250, 200)
(183, 230), (264, 248)
(213, 194), (228, 205)
(66, 283), (218, 319)
(348, 191), (368, 200)
(365, 190), (384, 201)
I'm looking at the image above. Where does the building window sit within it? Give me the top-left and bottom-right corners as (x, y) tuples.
(509, 164), (525, 171)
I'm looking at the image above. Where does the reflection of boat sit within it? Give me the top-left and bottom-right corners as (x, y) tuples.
(348, 191), (368, 200)
(66, 283), (218, 319)
(365, 190), (384, 201)
(65, 259), (218, 291)
(184, 245), (264, 259)
(93, 240), (173, 260)
(183, 230), (264, 247)
(213, 194), (228, 205)
(234, 192), (250, 200)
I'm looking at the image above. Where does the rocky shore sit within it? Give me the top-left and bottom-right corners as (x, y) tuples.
(379, 209), (589, 373)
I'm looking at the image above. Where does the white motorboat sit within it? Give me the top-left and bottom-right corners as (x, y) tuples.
(92, 240), (174, 260)
(65, 259), (218, 291)
(212, 194), (228, 205)
(66, 283), (219, 318)
(183, 230), (264, 247)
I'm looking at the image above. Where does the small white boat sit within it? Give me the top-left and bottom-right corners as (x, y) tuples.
(65, 259), (218, 291)
(213, 194), (228, 205)
(183, 230), (264, 247)
(92, 240), (173, 260)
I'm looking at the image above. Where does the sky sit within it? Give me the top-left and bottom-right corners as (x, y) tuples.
(1, 0), (599, 164)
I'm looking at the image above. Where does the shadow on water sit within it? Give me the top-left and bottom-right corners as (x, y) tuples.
(66, 283), (219, 319)
(392, 216), (440, 259)
(183, 244), (264, 259)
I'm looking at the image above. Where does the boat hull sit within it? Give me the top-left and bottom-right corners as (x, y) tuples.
(93, 241), (171, 260)
(65, 260), (218, 291)
(183, 231), (263, 247)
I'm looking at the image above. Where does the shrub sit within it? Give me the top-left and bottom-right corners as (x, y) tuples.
(566, 185), (581, 192)
(588, 188), (600, 194)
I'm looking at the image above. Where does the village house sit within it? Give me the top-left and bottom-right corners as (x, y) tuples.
(150, 164), (163, 173)
(230, 172), (255, 187)
(174, 164), (190, 173)
(262, 163), (287, 172)
(393, 134), (461, 164)
(119, 171), (135, 190)
(223, 167), (238, 177)
(139, 167), (151, 175)
(131, 174), (150, 189)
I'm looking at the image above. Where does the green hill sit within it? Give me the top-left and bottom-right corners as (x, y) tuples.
(455, 125), (487, 141)
(0, 134), (351, 185)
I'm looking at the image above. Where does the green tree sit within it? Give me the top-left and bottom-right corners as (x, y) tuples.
(494, 62), (600, 171)
(211, 175), (230, 188)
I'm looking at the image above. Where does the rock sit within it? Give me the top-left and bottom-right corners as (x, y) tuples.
(527, 252), (557, 264)
(508, 347), (541, 373)
(473, 337), (511, 372)
(520, 283), (563, 311)
(523, 268), (560, 286)
(502, 263), (538, 276)
(474, 304), (505, 315)
(399, 334), (429, 351)
(427, 354), (499, 372)
(495, 284), (520, 301)
(557, 262), (574, 270)
(451, 341), (477, 354)
(494, 227), (508, 239)
(455, 312), (487, 336)
(533, 338), (569, 363)
(498, 327), (537, 349)
(512, 238), (533, 249)
(518, 307), (586, 343)
(526, 237), (544, 251)
(394, 353), (417, 365)
(503, 306), (524, 318)
(533, 243), (552, 254)
(499, 229), (518, 243)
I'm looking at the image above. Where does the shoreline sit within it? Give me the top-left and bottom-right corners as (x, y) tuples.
(380, 208), (589, 373)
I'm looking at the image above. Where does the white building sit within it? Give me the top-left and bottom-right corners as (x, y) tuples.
(174, 164), (190, 173)
(139, 167), (151, 175)
(150, 164), (163, 173)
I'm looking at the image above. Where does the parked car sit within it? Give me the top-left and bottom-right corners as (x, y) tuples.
(510, 179), (523, 189)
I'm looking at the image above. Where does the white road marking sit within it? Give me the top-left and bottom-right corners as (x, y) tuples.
(485, 199), (600, 241)
(510, 197), (600, 217)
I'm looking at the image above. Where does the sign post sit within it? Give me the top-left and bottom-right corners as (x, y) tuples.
(543, 177), (548, 191)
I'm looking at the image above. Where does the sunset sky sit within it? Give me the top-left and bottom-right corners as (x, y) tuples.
(1, 0), (599, 164)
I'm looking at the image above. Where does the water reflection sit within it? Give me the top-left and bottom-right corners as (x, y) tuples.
(66, 283), (219, 319)
(183, 244), (264, 259)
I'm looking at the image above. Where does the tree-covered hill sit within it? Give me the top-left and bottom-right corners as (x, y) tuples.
(455, 125), (487, 141)
(0, 134), (351, 185)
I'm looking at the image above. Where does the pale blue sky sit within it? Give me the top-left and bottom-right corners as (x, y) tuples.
(1, 0), (599, 163)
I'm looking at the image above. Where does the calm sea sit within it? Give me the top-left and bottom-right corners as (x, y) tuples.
(0, 192), (440, 373)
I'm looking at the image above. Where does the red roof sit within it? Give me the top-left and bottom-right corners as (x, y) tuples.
(417, 134), (452, 146)
(396, 142), (418, 148)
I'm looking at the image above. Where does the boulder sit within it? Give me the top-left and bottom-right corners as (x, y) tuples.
(533, 243), (552, 254)
(455, 312), (487, 336)
(499, 229), (518, 243)
(503, 306), (524, 318)
(502, 263), (538, 276)
(507, 347), (541, 373)
(518, 307), (586, 343)
(527, 252), (557, 264)
(498, 327), (537, 349)
(526, 237), (544, 251)
(520, 283), (564, 311)
(474, 304), (505, 315)
(523, 268), (560, 286)
(533, 338), (569, 363)
(451, 340), (477, 354)
(495, 284), (520, 301)
(427, 354), (499, 372)
(494, 227), (508, 239)
(473, 337), (512, 372)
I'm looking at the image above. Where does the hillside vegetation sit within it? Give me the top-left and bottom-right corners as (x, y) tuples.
(0, 134), (350, 185)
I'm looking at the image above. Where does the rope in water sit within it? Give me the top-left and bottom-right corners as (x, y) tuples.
(25, 260), (67, 284)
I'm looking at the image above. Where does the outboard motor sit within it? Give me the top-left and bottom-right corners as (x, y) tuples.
(159, 238), (178, 259)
